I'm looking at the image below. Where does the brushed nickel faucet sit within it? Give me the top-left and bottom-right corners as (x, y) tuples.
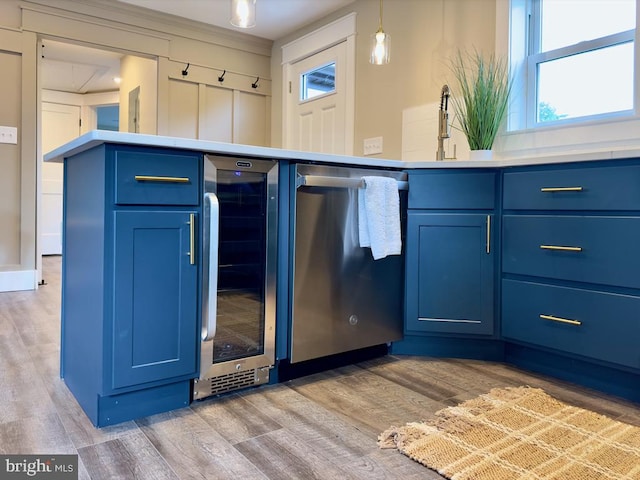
(436, 84), (456, 161)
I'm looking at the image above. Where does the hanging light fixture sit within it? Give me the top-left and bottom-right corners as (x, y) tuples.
(370, 0), (390, 65)
(230, 0), (256, 29)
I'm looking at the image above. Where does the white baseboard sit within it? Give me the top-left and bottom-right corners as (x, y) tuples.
(0, 270), (37, 292)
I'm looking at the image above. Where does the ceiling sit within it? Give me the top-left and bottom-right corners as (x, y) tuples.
(41, 0), (355, 94)
(41, 39), (123, 94)
(114, 0), (356, 41)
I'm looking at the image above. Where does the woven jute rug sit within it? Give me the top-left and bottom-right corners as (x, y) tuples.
(378, 386), (640, 480)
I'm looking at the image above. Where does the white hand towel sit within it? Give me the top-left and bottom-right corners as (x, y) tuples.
(358, 176), (402, 260)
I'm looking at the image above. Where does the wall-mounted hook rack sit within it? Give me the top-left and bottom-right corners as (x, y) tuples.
(251, 77), (260, 89)
(181, 63), (190, 76)
(218, 70), (226, 82)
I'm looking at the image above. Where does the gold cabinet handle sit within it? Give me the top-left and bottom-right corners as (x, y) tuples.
(540, 314), (582, 326)
(540, 186), (583, 192)
(134, 175), (190, 183)
(540, 245), (583, 252)
(486, 215), (491, 254)
(188, 213), (195, 265)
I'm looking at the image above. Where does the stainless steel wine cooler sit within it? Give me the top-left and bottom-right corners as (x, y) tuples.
(193, 155), (278, 400)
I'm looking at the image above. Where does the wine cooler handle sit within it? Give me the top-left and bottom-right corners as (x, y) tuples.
(202, 192), (219, 342)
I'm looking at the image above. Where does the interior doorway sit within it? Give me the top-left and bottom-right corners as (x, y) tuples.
(41, 102), (81, 255)
(37, 38), (155, 280)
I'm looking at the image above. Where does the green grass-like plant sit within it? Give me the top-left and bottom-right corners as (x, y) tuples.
(450, 50), (512, 151)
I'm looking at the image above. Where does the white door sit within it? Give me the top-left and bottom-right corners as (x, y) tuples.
(42, 102), (81, 255)
(288, 42), (347, 154)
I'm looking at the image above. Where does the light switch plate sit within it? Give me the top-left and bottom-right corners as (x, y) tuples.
(363, 136), (383, 156)
(0, 126), (18, 144)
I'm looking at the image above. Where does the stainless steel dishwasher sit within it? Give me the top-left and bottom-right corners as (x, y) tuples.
(290, 163), (408, 363)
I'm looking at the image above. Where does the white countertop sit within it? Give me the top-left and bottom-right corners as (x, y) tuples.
(44, 130), (640, 169)
(44, 131), (408, 169)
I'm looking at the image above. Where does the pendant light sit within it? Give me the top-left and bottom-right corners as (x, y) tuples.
(230, 0), (256, 29)
(370, 0), (390, 65)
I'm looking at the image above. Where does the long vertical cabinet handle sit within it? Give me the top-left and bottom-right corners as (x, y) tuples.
(188, 213), (195, 265)
(202, 192), (219, 342)
(486, 215), (491, 254)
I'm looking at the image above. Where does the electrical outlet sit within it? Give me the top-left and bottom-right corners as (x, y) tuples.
(363, 136), (383, 156)
(0, 126), (18, 144)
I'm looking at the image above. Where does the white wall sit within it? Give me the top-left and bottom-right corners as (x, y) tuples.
(0, 0), (274, 290)
(0, 49), (22, 268)
(271, 0), (496, 160)
(119, 55), (157, 134)
(42, 90), (120, 134)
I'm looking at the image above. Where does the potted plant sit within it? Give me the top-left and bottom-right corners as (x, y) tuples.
(449, 50), (512, 160)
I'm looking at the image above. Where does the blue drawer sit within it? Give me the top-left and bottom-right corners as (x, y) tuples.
(114, 150), (200, 205)
(502, 279), (640, 369)
(503, 215), (640, 289)
(409, 171), (496, 209)
(503, 163), (640, 211)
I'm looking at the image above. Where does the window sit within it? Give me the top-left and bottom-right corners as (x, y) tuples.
(96, 105), (119, 131)
(528, 0), (636, 126)
(300, 62), (336, 101)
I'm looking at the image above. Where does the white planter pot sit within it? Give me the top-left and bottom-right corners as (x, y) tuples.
(469, 149), (493, 161)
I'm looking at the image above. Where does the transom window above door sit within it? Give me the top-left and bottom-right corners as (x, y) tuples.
(300, 62), (336, 101)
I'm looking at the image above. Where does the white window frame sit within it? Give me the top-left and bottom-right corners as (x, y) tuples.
(299, 61), (337, 103)
(495, 0), (640, 159)
(527, 0), (635, 128)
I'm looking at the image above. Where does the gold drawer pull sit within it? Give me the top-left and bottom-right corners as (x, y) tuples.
(540, 245), (582, 252)
(134, 175), (190, 183)
(540, 186), (583, 192)
(540, 314), (582, 326)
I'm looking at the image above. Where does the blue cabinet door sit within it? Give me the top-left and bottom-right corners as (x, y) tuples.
(406, 213), (494, 335)
(112, 210), (198, 389)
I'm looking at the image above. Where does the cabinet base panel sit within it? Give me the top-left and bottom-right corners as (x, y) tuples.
(505, 343), (640, 404)
(391, 336), (504, 360)
(93, 381), (191, 428)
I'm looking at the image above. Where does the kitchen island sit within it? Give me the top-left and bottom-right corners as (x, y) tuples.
(46, 131), (640, 426)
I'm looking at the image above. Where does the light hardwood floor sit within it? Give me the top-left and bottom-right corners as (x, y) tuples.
(1, 256), (639, 479)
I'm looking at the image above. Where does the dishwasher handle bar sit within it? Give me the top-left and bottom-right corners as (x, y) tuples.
(296, 174), (408, 191)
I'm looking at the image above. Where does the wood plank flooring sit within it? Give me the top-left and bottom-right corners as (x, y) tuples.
(0, 256), (638, 479)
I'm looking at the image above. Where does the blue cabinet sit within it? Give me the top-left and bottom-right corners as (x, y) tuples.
(61, 144), (201, 427)
(406, 212), (494, 335)
(502, 279), (640, 370)
(502, 161), (640, 390)
(112, 211), (197, 389)
(404, 170), (497, 336)
(503, 163), (640, 211)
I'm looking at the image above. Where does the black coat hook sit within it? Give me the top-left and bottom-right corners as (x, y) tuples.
(181, 63), (190, 76)
(251, 77), (260, 89)
(218, 70), (226, 82)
